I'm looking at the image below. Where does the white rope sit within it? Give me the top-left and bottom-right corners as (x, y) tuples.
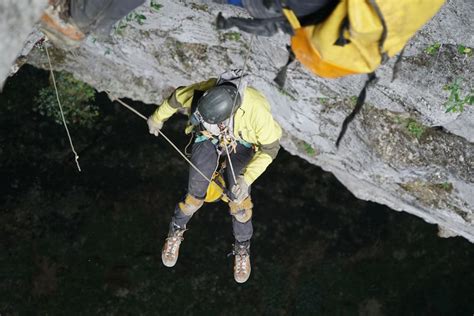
(44, 41), (81, 172)
(222, 130), (238, 183)
(105, 92), (215, 185)
(225, 34), (255, 184)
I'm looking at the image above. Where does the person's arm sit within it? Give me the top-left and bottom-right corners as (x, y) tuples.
(242, 99), (282, 185)
(149, 78), (217, 124)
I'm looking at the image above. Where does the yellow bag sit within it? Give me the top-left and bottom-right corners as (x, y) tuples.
(284, 0), (445, 78)
(204, 172), (228, 203)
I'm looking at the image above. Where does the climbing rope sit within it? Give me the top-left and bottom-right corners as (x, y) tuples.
(225, 34), (255, 184)
(105, 92), (216, 186)
(44, 40), (81, 172)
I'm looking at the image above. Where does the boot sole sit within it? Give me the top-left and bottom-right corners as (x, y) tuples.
(234, 266), (251, 283)
(162, 254), (178, 268)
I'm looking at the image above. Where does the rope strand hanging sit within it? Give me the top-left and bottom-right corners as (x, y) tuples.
(44, 40), (82, 172)
(225, 34), (255, 184)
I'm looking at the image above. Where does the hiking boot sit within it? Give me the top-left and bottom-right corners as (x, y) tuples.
(40, 0), (85, 48)
(232, 241), (251, 283)
(161, 225), (186, 268)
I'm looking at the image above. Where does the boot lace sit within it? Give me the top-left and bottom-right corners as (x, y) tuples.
(233, 244), (249, 274)
(164, 229), (185, 256)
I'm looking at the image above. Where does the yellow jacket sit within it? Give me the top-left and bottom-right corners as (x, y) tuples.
(150, 78), (282, 185)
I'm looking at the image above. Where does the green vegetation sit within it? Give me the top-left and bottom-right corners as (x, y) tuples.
(405, 119), (425, 139)
(424, 42), (441, 55)
(303, 142), (316, 156)
(349, 95), (358, 106)
(115, 21), (127, 35)
(392, 115), (428, 140)
(150, 0), (162, 11)
(437, 182), (454, 193)
(115, 12), (147, 35)
(34, 72), (99, 128)
(222, 32), (241, 41)
(457, 45), (472, 57)
(393, 115), (403, 125)
(443, 78), (473, 113)
(318, 97), (330, 106)
(133, 13), (147, 25)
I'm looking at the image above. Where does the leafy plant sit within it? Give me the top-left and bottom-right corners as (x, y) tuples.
(34, 72), (99, 128)
(303, 142), (316, 156)
(436, 182), (453, 193)
(457, 45), (472, 57)
(424, 42), (441, 55)
(115, 12), (147, 35)
(133, 13), (147, 25)
(223, 32), (241, 41)
(349, 95), (358, 106)
(405, 119), (425, 139)
(318, 97), (330, 106)
(150, 1), (163, 11)
(443, 78), (473, 113)
(115, 21), (127, 35)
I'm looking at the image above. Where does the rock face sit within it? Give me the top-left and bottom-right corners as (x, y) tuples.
(0, 0), (47, 89)
(4, 1), (474, 241)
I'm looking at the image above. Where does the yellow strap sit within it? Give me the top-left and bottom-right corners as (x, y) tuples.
(201, 130), (214, 139)
(282, 8), (301, 30)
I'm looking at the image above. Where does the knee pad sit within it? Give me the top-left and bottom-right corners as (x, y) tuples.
(229, 196), (253, 223)
(178, 194), (204, 216)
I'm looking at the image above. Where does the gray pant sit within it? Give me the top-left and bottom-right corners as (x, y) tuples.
(70, 0), (145, 37)
(171, 139), (255, 242)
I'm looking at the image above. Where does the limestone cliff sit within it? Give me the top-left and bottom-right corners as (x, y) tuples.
(2, 0), (473, 241)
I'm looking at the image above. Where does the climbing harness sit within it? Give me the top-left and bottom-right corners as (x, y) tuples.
(44, 39), (81, 172)
(224, 34), (255, 184)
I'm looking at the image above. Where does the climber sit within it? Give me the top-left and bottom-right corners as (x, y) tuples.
(147, 70), (282, 283)
(214, 0), (334, 37)
(39, 0), (145, 47)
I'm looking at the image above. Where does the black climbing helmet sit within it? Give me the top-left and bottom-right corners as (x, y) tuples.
(195, 83), (241, 124)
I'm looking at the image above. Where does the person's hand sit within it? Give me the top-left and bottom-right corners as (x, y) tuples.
(231, 176), (249, 203)
(147, 116), (163, 136)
